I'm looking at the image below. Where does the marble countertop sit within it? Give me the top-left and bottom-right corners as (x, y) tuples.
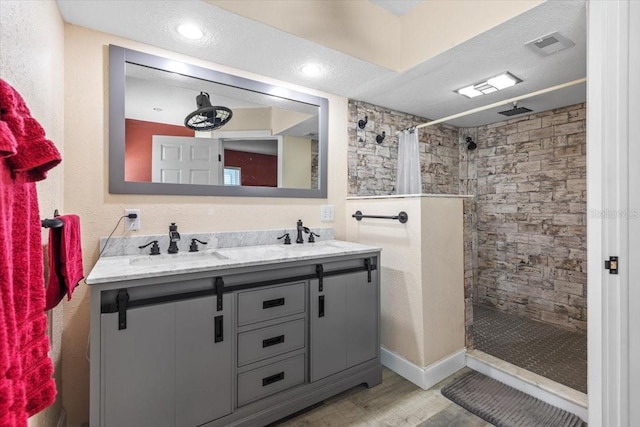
(86, 240), (381, 285)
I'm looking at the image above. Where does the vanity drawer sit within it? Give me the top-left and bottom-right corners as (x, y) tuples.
(237, 354), (305, 407)
(237, 282), (306, 325)
(238, 319), (305, 367)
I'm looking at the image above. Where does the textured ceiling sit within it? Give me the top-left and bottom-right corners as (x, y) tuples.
(56, 0), (586, 127)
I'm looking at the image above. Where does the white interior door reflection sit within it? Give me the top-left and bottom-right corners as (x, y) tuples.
(152, 136), (221, 185)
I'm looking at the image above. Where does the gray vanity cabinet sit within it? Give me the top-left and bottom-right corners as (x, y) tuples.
(310, 269), (379, 382)
(100, 293), (232, 427)
(90, 248), (382, 427)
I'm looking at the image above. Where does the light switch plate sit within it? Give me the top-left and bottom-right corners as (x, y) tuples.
(320, 205), (334, 222)
(124, 209), (141, 231)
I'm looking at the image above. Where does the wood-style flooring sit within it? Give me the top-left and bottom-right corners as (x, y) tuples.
(271, 368), (491, 427)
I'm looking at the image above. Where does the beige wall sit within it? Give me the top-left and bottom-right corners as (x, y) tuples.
(282, 135), (312, 188)
(347, 198), (426, 365)
(271, 107), (313, 136)
(346, 197), (465, 368)
(63, 25), (348, 424)
(209, 0), (402, 71)
(0, 0), (66, 426)
(211, 0), (542, 72)
(419, 197), (465, 364)
(218, 107), (271, 131)
(399, 0), (542, 70)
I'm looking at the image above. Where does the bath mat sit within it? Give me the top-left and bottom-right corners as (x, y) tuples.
(441, 371), (586, 427)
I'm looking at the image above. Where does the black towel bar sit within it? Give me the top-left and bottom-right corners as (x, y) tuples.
(352, 210), (408, 224)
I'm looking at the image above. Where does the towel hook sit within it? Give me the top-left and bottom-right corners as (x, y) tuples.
(376, 131), (386, 144)
(358, 115), (368, 129)
(42, 209), (63, 228)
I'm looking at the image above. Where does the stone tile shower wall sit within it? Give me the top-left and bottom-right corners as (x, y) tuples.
(464, 103), (587, 332)
(348, 100), (459, 196)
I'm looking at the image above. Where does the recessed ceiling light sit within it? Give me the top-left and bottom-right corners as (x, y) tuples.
(456, 72), (522, 99)
(177, 23), (203, 40)
(300, 63), (322, 77)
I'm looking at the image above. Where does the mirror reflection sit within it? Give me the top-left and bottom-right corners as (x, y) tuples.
(109, 45), (328, 198)
(124, 63), (320, 189)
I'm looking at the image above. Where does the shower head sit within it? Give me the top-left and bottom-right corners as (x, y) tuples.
(466, 136), (477, 150)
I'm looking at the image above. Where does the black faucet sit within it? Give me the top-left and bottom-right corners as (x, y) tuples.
(296, 219), (308, 244)
(168, 223), (180, 254)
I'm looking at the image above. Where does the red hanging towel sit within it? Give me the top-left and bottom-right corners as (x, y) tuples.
(0, 78), (60, 425)
(45, 215), (84, 310)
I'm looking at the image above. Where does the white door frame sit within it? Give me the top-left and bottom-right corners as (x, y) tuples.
(587, 1), (639, 425)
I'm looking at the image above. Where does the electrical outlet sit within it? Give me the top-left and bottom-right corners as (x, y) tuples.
(124, 209), (141, 231)
(320, 204), (334, 222)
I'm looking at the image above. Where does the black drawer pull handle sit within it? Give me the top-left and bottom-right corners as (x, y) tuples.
(263, 335), (285, 348)
(262, 371), (285, 387)
(319, 295), (325, 318)
(214, 315), (223, 343)
(263, 297), (285, 309)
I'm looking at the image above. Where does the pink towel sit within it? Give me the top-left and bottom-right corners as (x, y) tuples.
(0, 78), (58, 425)
(45, 215), (84, 310)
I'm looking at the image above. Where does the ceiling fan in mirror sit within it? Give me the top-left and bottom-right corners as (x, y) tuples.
(184, 91), (233, 131)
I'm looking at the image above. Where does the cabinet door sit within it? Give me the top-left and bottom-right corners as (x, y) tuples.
(176, 294), (232, 426)
(310, 276), (347, 382)
(101, 303), (176, 427)
(346, 269), (379, 367)
(310, 268), (379, 382)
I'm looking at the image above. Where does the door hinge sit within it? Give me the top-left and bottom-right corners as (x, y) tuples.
(604, 256), (619, 274)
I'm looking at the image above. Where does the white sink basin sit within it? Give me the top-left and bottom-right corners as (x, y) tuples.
(129, 250), (228, 265)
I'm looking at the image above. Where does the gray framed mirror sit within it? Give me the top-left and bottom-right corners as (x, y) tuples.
(109, 45), (328, 197)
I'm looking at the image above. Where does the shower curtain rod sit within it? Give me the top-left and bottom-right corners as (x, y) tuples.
(398, 77), (586, 133)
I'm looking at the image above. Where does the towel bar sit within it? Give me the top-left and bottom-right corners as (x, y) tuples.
(352, 210), (408, 223)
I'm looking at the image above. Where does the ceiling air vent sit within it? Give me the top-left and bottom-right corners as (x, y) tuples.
(525, 31), (575, 56)
(498, 103), (532, 117)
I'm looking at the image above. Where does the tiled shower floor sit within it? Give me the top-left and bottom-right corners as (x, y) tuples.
(473, 305), (587, 393)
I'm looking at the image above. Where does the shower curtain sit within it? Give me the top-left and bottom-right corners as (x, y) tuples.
(396, 129), (421, 194)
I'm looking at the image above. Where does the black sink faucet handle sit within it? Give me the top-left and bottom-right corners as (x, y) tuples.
(308, 231), (320, 243)
(189, 238), (208, 252)
(138, 240), (160, 255)
(277, 233), (291, 245)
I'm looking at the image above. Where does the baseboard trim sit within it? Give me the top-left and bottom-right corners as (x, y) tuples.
(380, 347), (466, 390)
(466, 349), (588, 422)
